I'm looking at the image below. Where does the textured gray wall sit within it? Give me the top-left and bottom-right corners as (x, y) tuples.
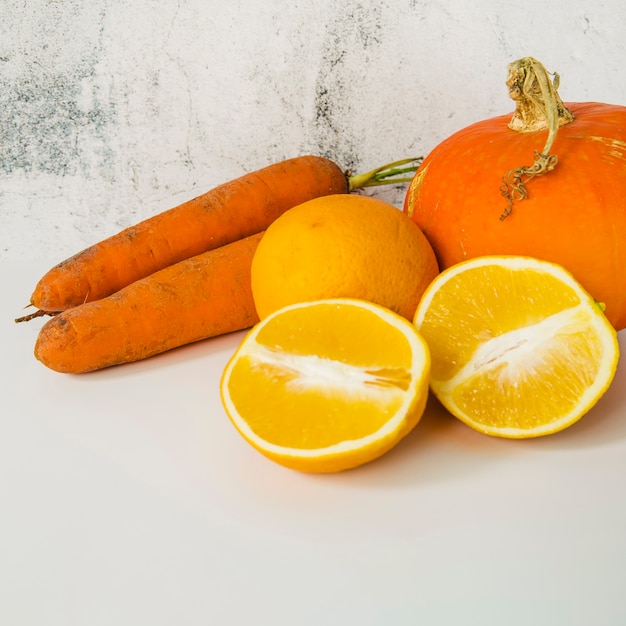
(2, 0), (626, 260)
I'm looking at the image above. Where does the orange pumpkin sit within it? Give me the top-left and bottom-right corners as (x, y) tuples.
(404, 57), (626, 330)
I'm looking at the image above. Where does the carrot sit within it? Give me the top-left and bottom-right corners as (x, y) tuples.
(34, 233), (262, 374)
(25, 155), (421, 316)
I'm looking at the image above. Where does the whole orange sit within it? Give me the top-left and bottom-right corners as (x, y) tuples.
(404, 57), (626, 330)
(250, 194), (439, 320)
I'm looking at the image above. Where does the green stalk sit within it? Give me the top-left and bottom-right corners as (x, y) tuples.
(348, 157), (423, 191)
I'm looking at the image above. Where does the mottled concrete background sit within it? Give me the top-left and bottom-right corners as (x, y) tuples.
(2, 0), (625, 259)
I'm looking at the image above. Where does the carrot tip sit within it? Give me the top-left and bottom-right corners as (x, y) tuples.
(15, 309), (51, 323)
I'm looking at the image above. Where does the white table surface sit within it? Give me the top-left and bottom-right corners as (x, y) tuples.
(2, 260), (626, 626)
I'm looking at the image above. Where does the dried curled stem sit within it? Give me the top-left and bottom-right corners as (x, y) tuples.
(500, 57), (574, 220)
(499, 151), (559, 220)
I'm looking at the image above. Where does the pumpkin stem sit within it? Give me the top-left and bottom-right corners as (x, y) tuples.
(500, 57), (574, 220)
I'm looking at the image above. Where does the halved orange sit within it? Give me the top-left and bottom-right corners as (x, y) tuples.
(220, 298), (431, 472)
(413, 256), (620, 438)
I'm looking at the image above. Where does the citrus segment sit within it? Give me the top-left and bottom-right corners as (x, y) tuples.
(414, 256), (619, 438)
(220, 299), (431, 472)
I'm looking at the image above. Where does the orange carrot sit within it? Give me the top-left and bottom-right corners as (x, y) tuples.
(23, 156), (421, 316)
(34, 233), (262, 374)
(28, 156), (344, 314)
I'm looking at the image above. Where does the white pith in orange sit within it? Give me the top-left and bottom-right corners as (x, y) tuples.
(220, 298), (431, 472)
(413, 256), (620, 438)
